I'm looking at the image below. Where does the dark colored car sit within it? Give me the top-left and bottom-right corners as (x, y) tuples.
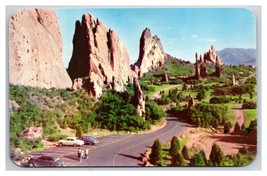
(79, 136), (99, 145)
(28, 155), (65, 167)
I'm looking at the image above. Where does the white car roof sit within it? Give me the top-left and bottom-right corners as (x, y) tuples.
(66, 137), (77, 140)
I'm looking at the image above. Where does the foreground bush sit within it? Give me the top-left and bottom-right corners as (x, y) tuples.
(149, 139), (163, 166)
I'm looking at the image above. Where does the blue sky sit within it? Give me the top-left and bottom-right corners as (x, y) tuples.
(56, 8), (256, 67)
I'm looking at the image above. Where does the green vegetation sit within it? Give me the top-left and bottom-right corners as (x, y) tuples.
(149, 138), (255, 167)
(145, 101), (166, 124)
(190, 150), (207, 166)
(170, 103), (228, 128)
(209, 143), (224, 166)
(169, 136), (181, 157)
(243, 109), (257, 127)
(9, 85), (95, 152)
(94, 90), (148, 132)
(149, 138), (163, 166)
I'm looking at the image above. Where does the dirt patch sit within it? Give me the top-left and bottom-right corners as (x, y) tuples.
(183, 128), (257, 159)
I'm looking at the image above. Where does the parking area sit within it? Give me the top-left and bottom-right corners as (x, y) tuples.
(27, 134), (134, 167)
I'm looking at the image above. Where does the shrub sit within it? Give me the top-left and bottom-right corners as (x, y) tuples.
(209, 143), (224, 166)
(242, 101), (256, 109)
(196, 89), (206, 101)
(190, 151), (206, 166)
(94, 90), (148, 131)
(182, 145), (190, 160)
(47, 133), (68, 142)
(224, 121), (232, 134)
(145, 101), (166, 124)
(209, 96), (231, 104)
(169, 136), (180, 157)
(149, 139), (163, 166)
(172, 152), (186, 166)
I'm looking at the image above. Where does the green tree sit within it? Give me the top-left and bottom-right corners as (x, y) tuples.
(145, 101), (166, 124)
(172, 152), (186, 166)
(209, 143), (224, 166)
(224, 121), (231, 134)
(196, 89), (206, 101)
(190, 151), (206, 166)
(182, 83), (187, 91)
(149, 138), (163, 166)
(169, 136), (181, 157)
(181, 145), (190, 160)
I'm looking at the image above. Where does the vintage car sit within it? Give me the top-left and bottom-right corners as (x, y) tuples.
(79, 136), (99, 145)
(28, 155), (65, 167)
(58, 137), (84, 146)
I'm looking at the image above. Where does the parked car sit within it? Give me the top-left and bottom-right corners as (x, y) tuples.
(79, 136), (99, 145)
(28, 155), (65, 167)
(58, 137), (84, 146)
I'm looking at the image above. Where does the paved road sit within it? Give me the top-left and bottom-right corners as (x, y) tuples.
(29, 114), (189, 167)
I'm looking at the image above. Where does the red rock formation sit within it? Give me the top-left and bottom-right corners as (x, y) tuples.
(133, 28), (166, 77)
(67, 13), (134, 98)
(133, 77), (146, 120)
(195, 45), (223, 79)
(187, 95), (195, 109)
(9, 9), (72, 89)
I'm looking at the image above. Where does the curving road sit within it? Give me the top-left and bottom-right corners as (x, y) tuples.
(29, 114), (190, 167)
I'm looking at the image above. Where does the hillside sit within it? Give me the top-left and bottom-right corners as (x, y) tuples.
(217, 48), (256, 66)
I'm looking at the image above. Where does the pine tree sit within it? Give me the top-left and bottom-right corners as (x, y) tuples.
(149, 138), (162, 165)
(224, 121), (231, 134)
(182, 145), (190, 160)
(172, 152), (186, 166)
(209, 143), (224, 166)
(169, 136), (180, 157)
(190, 152), (206, 166)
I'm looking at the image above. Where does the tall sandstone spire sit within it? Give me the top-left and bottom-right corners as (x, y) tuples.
(67, 13), (135, 98)
(9, 9), (72, 89)
(133, 28), (166, 77)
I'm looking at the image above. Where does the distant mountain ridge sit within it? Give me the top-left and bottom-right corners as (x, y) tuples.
(217, 48), (256, 66)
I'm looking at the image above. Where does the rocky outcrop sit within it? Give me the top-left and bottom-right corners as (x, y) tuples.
(72, 78), (83, 91)
(187, 95), (195, 109)
(133, 28), (165, 77)
(231, 74), (236, 86)
(67, 14), (134, 98)
(195, 45), (223, 79)
(9, 100), (20, 112)
(161, 72), (168, 82)
(9, 9), (72, 89)
(133, 77), (145, 120)
(20, 126), (43, 140)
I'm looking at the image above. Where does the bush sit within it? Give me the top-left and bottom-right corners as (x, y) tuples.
(47, 133), (68, 142)
(149, 139), (163, 166)
(190, 150), (206, 166)
(209, 96), (231, 104)
(172, 152), (186, 166)
(242, 101), (256, 109)
(182, 145), (190, 160)
(169, 136), (180, 157)
(94, 90), (148, 132)
(224, 121), (232, 134)
(209, 143), (224, 166)
(196, 89), (206, 101)
(145, 101), (166, 124)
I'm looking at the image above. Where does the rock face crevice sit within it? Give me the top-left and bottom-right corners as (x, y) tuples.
(9, 8), (72, 89)
(133, 28), (166, 77)
(67, 13), (134, 98)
